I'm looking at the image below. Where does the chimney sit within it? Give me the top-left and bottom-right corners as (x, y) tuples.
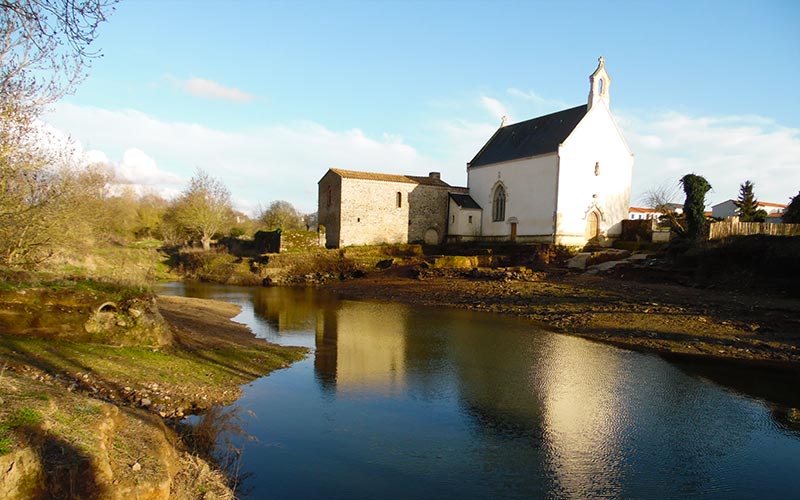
(429, 172), (441, 180)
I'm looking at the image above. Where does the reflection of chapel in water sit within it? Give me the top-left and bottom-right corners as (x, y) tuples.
(314, 304), (409, 394)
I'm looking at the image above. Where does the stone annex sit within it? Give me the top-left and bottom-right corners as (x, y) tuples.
(318, 57), (634, 248)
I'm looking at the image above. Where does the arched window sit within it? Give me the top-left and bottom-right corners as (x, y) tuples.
(598, 78), (604, 94)
(492, 185), (506, 222)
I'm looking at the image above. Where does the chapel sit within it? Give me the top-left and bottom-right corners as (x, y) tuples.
(318, 57), (634, 248)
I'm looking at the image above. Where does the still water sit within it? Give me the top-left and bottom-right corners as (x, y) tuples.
(158, 283), (800, 499)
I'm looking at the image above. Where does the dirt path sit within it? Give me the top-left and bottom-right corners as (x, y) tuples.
(324, 266), (800, 368)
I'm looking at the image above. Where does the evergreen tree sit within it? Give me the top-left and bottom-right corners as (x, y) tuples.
(680, 174), (712, 240)
(784, 191), (800, 223)
(734, 180), (767, 222)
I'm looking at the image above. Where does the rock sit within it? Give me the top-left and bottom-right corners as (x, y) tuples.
(567, 253), (592, 270)
(140, 398), (152, 407)
(131, 462), (142, 472)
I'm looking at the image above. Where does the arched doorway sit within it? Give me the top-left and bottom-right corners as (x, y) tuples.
(585, 212), (600, 240)
(424, 228), (439, 245)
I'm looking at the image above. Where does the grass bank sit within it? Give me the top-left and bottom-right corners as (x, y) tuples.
(0, 275), (306, 499)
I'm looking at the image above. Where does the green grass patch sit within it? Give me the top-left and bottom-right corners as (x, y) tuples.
(6, 408), (43, 428)
(0, 336), (305, 401)
(0, 434), (11, 455)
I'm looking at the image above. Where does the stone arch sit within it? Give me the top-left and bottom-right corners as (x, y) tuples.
(96, 302), (118, 314)
(423, 228), (439, 245)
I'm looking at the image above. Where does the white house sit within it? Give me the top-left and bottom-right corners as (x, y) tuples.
(628, 203), (682, 220)
(451, 56), (634, 246)
(319, 57), (634, 248)
(711, 200), (787, 219)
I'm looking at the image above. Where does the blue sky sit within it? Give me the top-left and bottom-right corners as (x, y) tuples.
(44, 0), (800, 214)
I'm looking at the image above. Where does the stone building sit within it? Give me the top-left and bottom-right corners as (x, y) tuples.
(318, 57), (634, 248)
(318, 168), (467, 248)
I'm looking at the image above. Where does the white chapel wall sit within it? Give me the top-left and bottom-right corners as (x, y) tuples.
(468, 154), (559, 241)
(556, 105), (633, 245)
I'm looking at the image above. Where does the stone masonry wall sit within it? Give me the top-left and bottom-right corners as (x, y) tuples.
(338, 178), (416, 246)
(318, 171), (342, 248)
(320, 170), (468, 248)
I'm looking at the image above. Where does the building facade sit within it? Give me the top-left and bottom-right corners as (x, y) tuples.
(453, 57), (634, 246)
(318, 168), (467, 248)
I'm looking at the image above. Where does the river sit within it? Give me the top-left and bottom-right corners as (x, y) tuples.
(158, 283), (800, 499)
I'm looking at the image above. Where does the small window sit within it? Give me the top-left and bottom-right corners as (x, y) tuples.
(396, 192), (402, 208)
(326, 187), (332, 208)
(468, 215), (473, 223)
(451, 215), (455, 223)
(357, 217), (360, 223)
(598, 78), (604, 94)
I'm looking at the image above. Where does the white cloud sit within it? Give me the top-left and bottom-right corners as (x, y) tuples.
(43, 99), (800, 217)
(619, 112), (800, 207)
(480, 96), (509, 124)
(113, 148), (184, 188)
(44, 103), (437, 214)
(182, 77), (254, 102)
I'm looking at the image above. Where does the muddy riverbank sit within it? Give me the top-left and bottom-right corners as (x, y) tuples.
(324, 265), (800, 368)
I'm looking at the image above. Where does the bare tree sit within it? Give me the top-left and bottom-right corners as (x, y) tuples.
(258, 200), (303, 231)
(1, 0), (117, 108)
(641, 181), (685, 234)
(169, 170), (233, 250)
(0, 1), (116, 267)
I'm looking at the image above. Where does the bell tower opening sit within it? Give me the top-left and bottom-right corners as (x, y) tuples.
(588, 56), (611, 111)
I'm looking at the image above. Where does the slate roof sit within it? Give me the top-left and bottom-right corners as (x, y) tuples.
(450, 193), (481, 210)
(468, 105), (587, 168)
(329, 168), (452, 187)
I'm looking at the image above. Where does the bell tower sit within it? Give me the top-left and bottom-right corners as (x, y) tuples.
(588, 56), (611, 111)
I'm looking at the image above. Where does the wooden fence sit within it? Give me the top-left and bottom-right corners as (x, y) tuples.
(708, 221), (800, 240)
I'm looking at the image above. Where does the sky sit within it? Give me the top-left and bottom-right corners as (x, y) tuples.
(43, 0), (800, 215)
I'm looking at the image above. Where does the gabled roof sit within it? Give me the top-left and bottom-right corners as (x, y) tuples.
(757, 201), (787, 209)
(468, 105), (587, 168)
(450, 193), (481, 210)
(328, 168), (451, 187)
